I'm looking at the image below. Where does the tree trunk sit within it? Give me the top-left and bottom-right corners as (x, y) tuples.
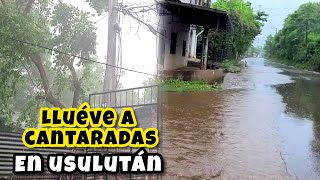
(65, 62), (81, 108)
(31, 54), (65, 108)
(21, 0), (66, 109)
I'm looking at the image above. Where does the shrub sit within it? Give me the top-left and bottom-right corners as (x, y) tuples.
(161, 79), (220, 92)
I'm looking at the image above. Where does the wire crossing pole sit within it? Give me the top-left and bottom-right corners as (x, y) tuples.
(103, 0), (118, 92)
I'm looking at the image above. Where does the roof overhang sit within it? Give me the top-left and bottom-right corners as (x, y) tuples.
(158, 0), (231, 30)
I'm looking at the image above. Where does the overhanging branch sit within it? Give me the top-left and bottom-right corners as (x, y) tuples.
(121, 7), (165, 38)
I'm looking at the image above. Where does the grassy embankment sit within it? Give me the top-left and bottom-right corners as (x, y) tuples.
(270, 58), (320, 72)
(222, 59), (244, 73)
(161, 59), (244, 92)
(161, 79), (221, 92)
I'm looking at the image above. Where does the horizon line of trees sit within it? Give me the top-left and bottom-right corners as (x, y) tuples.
(264, 2), (320, 71)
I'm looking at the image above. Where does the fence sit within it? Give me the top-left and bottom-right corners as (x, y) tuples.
(88, 85), (161, 180)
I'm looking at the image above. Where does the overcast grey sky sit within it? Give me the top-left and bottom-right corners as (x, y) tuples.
(248, 0), (319, 46)
(70, 0), (157, 89)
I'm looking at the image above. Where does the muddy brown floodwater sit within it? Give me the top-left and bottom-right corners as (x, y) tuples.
(161, 58), (320, 180)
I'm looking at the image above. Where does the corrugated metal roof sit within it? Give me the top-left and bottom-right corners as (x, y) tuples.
(0, 131), (84, 179)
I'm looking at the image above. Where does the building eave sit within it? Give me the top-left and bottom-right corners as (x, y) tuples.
(158, 0), (231, 31)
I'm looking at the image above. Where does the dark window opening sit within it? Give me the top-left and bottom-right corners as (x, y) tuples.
(170, 33), (177, 54)
(182, 40), (186, 57)
(158, 30), (166, 65)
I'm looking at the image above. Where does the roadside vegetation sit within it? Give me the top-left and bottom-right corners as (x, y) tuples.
(222, 59), (243, 73)
(143, 78), (221, 92)
(161, 79), (221, 92)
(209, 0), (267, 62)
(264, 2), (320, 71)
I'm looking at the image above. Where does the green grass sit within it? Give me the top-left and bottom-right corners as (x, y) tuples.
(161, 79), (221, 92)
(222, 59), (242, 73)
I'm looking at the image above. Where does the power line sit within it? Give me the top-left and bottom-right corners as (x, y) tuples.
(0, 35), (157, 77)
(122, 1), (156, 7)
(120, 7), (165, 38)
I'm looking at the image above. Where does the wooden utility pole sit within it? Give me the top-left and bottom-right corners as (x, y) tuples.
(200, 0), (211, 70)
(103, 0), (118, 92)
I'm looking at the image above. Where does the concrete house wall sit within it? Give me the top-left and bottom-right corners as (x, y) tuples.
(158, 0), (199, 71)
(162, 16), (191, 70)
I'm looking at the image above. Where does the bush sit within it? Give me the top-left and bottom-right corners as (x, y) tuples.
(222, 59), (242, 73)
(161, 79), (220, 92)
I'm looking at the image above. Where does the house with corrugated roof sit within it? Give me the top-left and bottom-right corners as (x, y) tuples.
(157, 0), (231, 83)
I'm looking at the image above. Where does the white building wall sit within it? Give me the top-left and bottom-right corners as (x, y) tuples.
(180, 0), (191, 3)
(160, 15), (190, 70)
(158, 0), (200, 70)
(180, 0), (198, 4)
(189, 27), (197, 58)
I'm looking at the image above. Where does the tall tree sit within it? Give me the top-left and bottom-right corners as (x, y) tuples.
(209, 0), (267, 61)
(0, 0), (107, 128)
(264, 2), (320, 71)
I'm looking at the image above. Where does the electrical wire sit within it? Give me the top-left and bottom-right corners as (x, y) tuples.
(120, 6), (165, 38)
(0, 35), (157, 77)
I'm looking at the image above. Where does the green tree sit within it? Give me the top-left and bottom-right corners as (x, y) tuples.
(264, 2), (320, 71)
(210, 0), (267, 61)
(0, 0), (107, 129)
(245, 45), (263, 57)
(264, 35), (275, 58)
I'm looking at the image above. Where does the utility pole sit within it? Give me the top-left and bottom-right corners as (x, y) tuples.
(103, 0), (118, 92)
(200, 0), (211, 70)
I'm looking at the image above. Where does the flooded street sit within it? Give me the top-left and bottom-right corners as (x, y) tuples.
(162, 58), (320, 179)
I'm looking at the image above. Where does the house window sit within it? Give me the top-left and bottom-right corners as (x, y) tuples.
(182, 40), (186, 57)
(158, 30), (166, 65)
(170, 32), (177, 54)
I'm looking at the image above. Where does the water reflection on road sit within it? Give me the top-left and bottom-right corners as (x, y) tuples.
(162, 58), (320, 179)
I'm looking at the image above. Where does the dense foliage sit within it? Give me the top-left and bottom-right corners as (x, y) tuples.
(209, 0), (267, 62)
(0, 0), (107, 129)
(264, 2), (320, 71)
